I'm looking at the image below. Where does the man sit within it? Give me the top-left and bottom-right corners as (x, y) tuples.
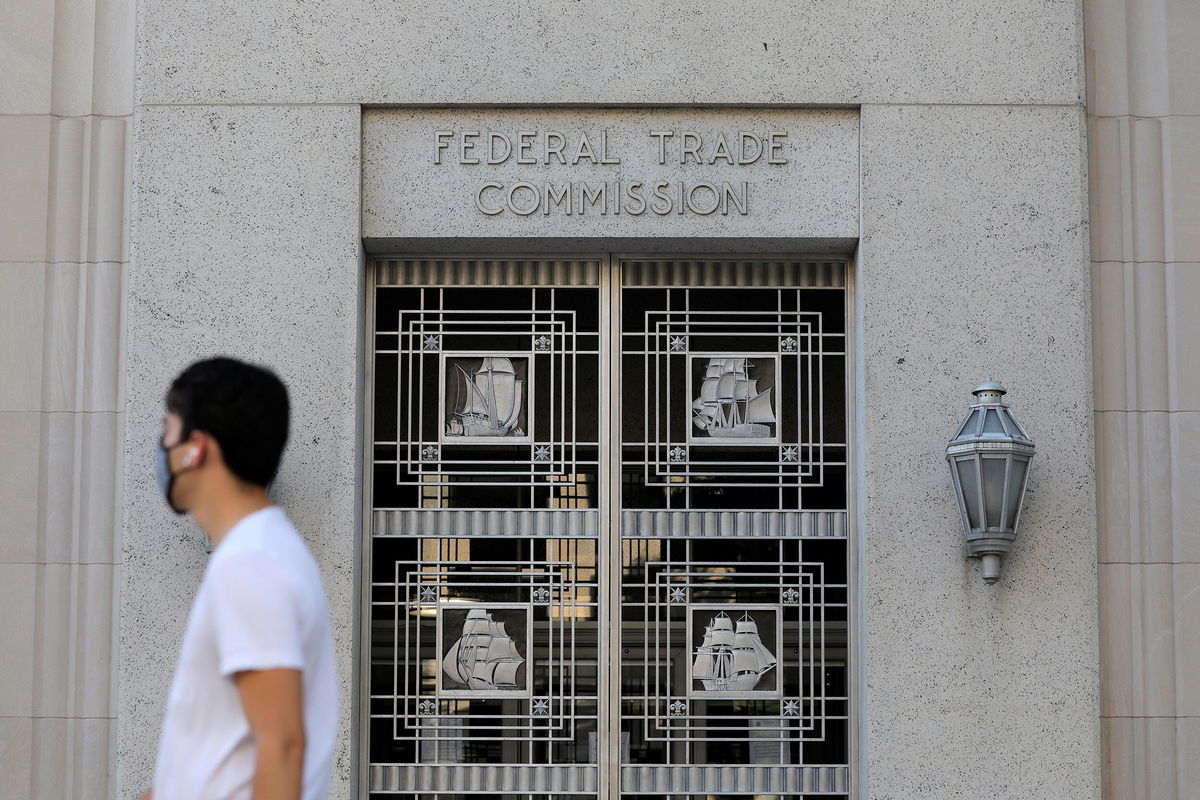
(140, 357), (337, 800)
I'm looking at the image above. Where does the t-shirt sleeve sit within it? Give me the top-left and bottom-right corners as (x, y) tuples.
(208, 550), (306, 677)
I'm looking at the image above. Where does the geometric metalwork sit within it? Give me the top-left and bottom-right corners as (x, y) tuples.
(621, 274), (847, 511)
(373, 273), (600, 510)
(373, 509), (600, 538)
(620, 535), (850, 788)
(628, 549), (839, 745)
(368, 764), (601, 794)
(370, 539), (598, 764)
(618, 764), (850, 794)
(367, 257), (851, 799)
(619, 509), (849, 539)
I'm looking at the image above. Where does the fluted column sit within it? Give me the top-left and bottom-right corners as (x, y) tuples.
(1085, 0), (1200, 796)
(0, 0), (133, 796)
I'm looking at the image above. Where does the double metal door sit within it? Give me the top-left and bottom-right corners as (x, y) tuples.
(362, 256), (851, 799)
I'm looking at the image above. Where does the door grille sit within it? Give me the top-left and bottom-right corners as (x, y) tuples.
(363, 257), (851, 799)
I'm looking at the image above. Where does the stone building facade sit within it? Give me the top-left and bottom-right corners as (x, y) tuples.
(0, 0), (1195, 797)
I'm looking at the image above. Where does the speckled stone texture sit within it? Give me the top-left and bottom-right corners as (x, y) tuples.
(134, 0), (1083, 107)
(119, 105), (361, 799)
(859, 104), (1098, 798)
(362, 108), (858, 240)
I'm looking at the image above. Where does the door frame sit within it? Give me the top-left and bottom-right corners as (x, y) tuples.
(355, 252), (858, 800)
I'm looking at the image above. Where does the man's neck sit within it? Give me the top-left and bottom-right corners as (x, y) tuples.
(192, 484), (273, 549)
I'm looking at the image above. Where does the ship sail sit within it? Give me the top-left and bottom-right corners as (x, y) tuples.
(441, 639), (463, 684)
(442, 608), (525, 690)
(501, 380), (523, 429)
(693, 611), (776, 691)
(457, 365), (489, 417)
(709, 613), (736, 646)
(447, 358), (524, 437)
(491, 660), (522, 687)
(745, 389), (776, 424)
(692, 357), (776, 438)
(691, 627), (717, 679)
(716, 373), (739, 399)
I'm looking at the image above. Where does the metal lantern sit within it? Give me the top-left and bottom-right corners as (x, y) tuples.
(946, 382), (1035, 584)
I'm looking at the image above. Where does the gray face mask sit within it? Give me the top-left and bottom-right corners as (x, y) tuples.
(155, 439), (187, 515)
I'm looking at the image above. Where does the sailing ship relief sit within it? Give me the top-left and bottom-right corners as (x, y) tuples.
(445, 357), (526, 439)
(692, 611), (777, 692)
(441, 608), (526, 691)
(692, 357), (776, 439)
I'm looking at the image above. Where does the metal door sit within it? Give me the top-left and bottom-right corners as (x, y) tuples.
(362, 257), (852, 800)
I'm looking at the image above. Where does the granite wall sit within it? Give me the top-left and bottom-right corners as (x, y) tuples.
(122, 5), (1100, 794)
(0, 0), (1128, 797)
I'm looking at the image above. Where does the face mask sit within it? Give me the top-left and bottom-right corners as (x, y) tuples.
(156, 439), (188, 515)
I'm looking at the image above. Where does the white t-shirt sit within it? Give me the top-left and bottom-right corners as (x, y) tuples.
(153, 506), (338, 800)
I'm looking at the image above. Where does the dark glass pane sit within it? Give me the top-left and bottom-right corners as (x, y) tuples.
(1004, 458), (1028, 528)
(981, 457), (1007, 529)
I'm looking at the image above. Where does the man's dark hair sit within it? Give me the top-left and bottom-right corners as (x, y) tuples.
(166, 357), (290, 487)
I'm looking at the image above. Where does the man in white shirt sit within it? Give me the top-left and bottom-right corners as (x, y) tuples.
(139, 357), (337, 800)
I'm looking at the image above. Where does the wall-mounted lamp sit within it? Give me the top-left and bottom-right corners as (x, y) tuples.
(946, 382), (1035, 584)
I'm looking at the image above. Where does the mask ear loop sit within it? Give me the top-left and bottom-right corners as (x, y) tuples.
(176, 434), (213, 553)
(182, 432), (206, 469)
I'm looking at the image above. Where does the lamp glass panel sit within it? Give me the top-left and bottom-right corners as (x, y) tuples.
(955, 457), (981, 529)
(1004, 457), (1029, 529)
(982, 409), (1006, 435)
(998, 409), (1020, 439)
(981, 456), (1007, 529)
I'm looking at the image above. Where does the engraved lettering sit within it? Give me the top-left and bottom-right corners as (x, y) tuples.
(487, 133), (512, 165)
(545, 131), (567, 165)
(544, 182), (572, 215)
(447, 127), (781, 217)
(649, 131), (673, 164)
(738, 132), (763, 165)
(600, 130), (621, 165)
(709, 133), (734, 165)
(572, 133), (597, 165)
(624, 181), (647, 215)
(434, 131), (454, 165)
(460, 131), (480, 165)
(507, 181), (540, 215)
(651, 181), (672, 215)
(722, 181), (749, 215)
(516, 131), (538, 164)
(688, 182), (720, 215)
(680, 131), (702, 165)
(768, 131), (788, 164)
(475, 182), (503, 214)
(580, 181), (607, 214)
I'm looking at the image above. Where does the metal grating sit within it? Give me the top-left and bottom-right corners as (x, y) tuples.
(620, 764), (850, 794)
(620, 280), (848, 510)
(374, 509), (600, 538)
(372, 280), (600, 509)
(377, 258), (601, 287)
(369, 764), (599, 794)
(366, 257), (851, 799)
(620, 539), (849, 763)
(621, 260), (845, 288)
(368, 539), (600, 765)
(621, 509), (848, 539)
